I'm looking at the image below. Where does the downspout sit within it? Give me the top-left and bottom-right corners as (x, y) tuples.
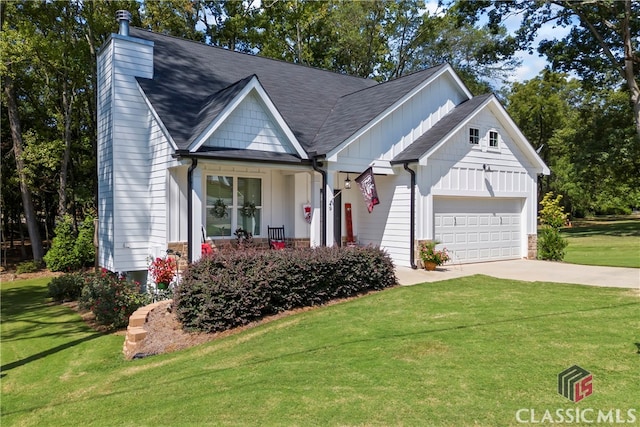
(311, 157), (327, 246)
(403, 162), (417, 269)
(187, 158), (198, 263)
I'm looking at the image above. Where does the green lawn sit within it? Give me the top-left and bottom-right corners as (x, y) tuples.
(2, 277), (638, 426)
(562, 219), (640, 268)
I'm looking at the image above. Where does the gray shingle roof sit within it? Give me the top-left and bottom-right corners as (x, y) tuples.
(193, 146), (308, 164)
(129, 29), (480, 160)
(392, 94), (493, 163)
(312, 65), (447, 154)
(131, 28), (377, 152)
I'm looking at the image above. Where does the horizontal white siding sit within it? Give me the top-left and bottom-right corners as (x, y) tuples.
(148, 114), (173, 251)
(356, 175), (412, 267)
(97, 41), (115, 271)
(168, 167), (188, 242)
(106, 35), (155, 272)
(203, 92), (293, 153)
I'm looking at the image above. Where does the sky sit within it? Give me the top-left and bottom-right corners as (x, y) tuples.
(424, 0), (570, 85)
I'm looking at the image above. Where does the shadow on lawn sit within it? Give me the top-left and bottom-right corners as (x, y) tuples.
(562, 220), (640, 238)
(0, 332), (103, 374)
(0, 284), (49, 317)
(1, 279), (105, 375)
(3, 299), (639, 417)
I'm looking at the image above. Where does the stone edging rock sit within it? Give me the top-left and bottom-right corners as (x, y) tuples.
(123, 299), (173, 359)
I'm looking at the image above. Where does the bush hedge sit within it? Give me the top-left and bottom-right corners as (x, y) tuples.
(174, 246), (397, 333)
(48, 272), (85, 302)
(44, 214), (96, 272)
(79, 270), (151, 329)
(16, 260), (41, 274)
(537, 227), (568, 261)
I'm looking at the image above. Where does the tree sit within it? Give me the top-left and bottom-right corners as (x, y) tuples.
(506, 70), (640, 216)
(1, 1), (45, 263)
(198, 0), (262, 52)
(454, 0), (640, 137)
(142, 0), (204, 41)
(506, 70), (581, 197)
(388, 4), (520, 93)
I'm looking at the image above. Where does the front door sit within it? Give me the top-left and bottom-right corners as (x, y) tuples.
(333, 189), (342, 246)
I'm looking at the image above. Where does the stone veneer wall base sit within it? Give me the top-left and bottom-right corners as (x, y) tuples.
(123, 300), (173, 359)
(527, 234), (538, 259)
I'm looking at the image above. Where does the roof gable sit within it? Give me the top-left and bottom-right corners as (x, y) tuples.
(321, 64), (472, 158)
(392, 94), (550, 174)
(130, 28), (377, 152)
(191, 75), (307, 159)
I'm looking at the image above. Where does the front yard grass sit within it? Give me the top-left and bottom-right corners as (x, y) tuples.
(2, 276), (639, 426)
(562, 218), (640, 268)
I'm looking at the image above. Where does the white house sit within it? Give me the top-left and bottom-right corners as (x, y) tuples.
(97, 12), (549, 279)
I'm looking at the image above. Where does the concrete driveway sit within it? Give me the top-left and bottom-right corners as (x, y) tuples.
(395, 259), (640, 289)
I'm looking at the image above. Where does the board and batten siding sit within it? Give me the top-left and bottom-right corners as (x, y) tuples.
(335, 73), (467, 173)
(426, 107), (537, 198)
(97, 34), (156, 272)
(356, 174), (412, 267)
(202, 92), (294, 153)
(420, 104), (540, 244)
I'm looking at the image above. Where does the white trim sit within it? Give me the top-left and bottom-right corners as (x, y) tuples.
(418, 96), (550, 175)
(327, 64), (471, 160)
(189, 76), (308, 159)
(137, 83), (179, 150)
(486, 99), (549, 174)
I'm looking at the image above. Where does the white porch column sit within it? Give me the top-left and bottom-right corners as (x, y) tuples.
(325, 171), (338, 247)
(310, 171), (322, 247)
(190, 167), (203, 263)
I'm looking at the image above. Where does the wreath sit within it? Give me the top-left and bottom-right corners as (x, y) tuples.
(241, 201), (257, 218)
(213, 198), (228, 218)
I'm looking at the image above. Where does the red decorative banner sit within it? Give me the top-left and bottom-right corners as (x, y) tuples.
(355, 167), (380, 213)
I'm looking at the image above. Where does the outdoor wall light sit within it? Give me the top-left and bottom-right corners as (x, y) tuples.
(344, 174), (352, 189)
(483, 164), (492, 172)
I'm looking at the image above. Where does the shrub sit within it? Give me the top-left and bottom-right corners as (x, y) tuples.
(74, 215), (96, 268)
(538, 192), (569, 261)
(44, 215), (78, 271)
(537, 227), (568, 261)
(16, 260), (40, 274)
(539, 192), (568, 229)
(174, 246), (397, 333)
(48, 272), (85, 302)
(44, 214), (96, 272)
(79, 270), (151, 329)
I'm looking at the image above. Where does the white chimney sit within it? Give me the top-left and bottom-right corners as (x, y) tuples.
(116, 10), (132, 36)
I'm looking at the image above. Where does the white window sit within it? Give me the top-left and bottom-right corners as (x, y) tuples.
(489, 131), (499, 148)
(206, 175), (262, 237)
(469, 128), (479, 145)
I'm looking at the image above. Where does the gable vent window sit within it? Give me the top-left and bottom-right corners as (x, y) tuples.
(469, 128), (479, 145)
(489, 131), (499, 148)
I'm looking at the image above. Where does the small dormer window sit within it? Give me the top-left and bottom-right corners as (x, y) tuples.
(469, 128), (479, 145)
(489, 131), (499, 148)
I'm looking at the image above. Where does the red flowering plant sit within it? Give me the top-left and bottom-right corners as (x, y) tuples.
(149, 256), (176, 290)
(78, 269), (150, 329)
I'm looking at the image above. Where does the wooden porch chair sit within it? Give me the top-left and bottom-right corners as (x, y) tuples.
(267, 225), (286, 249)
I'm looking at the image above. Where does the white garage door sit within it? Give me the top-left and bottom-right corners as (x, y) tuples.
(434, 197), (523, 264)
